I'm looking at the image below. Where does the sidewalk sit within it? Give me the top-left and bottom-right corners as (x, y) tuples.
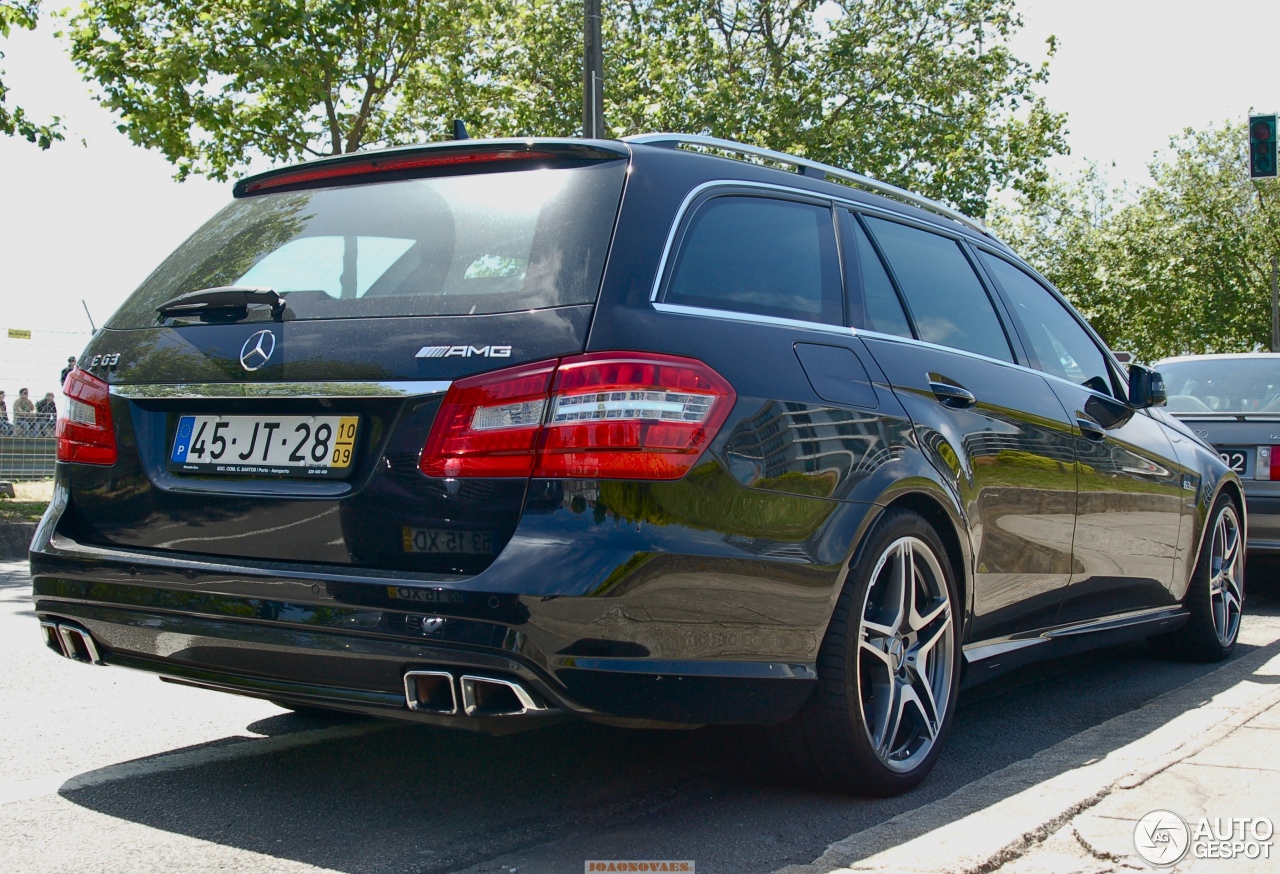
(782, 610), (1280, 874)
(1001, 693), (1280, 872)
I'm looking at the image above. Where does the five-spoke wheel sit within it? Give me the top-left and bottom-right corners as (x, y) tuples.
(776, 508), (960, 796)
(1149, 493), (1244, 662)
(857, 535), (955, 773)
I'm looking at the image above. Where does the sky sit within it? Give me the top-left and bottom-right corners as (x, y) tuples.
(0, 0), (1278, 397)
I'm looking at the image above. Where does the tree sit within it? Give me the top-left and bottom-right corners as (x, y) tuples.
(69, 0), (1065, 212)
(992, 123), (1280, 361)
(1, 0), (62, 147)
(66, 0), (481, 180)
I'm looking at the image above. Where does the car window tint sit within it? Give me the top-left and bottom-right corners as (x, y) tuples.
(978, 252), (1113, 396)
(107, 161), (626, 327)
(850, 216), (913, 338)
(862, 217), (1013, 362)
(665, 196), (842, 325)
(1157, 358), (1280, 413)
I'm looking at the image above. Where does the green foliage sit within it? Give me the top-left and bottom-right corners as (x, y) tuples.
(67, 0), (480, 179)
(993, 123), (1280, 361)
(68, 0), (1064, 211)
(0, 0), (63, 146)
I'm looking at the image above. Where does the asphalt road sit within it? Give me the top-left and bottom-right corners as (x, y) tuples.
(3, 559), (1278, 874)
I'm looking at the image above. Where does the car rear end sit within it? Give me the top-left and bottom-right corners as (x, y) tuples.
(34, 141), (637, 729)
(1159, 354), (1280, 553)
(31, 139), (833, 731)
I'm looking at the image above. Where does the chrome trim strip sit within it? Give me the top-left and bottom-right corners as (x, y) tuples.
(459, 675), (546, 716)
(965, 606), (1186, 662)
(962, 637), (1046, 663)
(626, 132), (1000, 242)
(1041, 606), (1187, 639)
(855, 328), (1031, 377)
(652, 302), (856, 337)
(110, 380), (452, 400)
(857, 328), (1125, 406)
(648, 179), (816, 303)
(647, 178), (1007, 312)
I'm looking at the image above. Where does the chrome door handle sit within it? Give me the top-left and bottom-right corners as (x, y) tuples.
(1076, 416), (1106, 442)
(928, 379), (976, 409)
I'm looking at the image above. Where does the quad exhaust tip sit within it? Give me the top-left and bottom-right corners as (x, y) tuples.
(403, 670), (548, 717)
(404, 670), (458, 715)
(40, 619), (105, 665)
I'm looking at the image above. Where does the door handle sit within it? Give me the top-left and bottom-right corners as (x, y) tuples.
(1076, 415), (1107, 442)
(928, 378), (976, 409)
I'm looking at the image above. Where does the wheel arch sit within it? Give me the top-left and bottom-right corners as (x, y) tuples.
(1188, 476), (1246, 589)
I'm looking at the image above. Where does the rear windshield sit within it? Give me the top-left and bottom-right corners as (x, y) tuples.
(108, 160), (627, 328)
(1159, 358), (1280, 414)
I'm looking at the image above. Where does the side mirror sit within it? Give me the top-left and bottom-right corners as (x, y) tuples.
(1128, 363), (1167, 409)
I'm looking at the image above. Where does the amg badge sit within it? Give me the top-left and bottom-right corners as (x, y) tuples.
(416, 344), (513, 359)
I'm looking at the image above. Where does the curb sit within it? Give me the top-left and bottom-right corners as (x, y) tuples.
(778, 639), (1280, 874)
(0, 522), (34, 560)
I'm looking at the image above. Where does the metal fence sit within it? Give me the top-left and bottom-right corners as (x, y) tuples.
(1, 325), (92, 482)
(0, 437), (56, 480)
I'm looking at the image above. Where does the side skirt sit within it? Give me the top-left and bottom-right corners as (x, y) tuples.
(960, 606), (1190, 689)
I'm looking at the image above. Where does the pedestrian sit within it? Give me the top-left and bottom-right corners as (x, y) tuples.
(35, 392), (57, 437)
(0, 391), (9, 437)
(60, 356), (77, 386)
(14, 388), (35, 437)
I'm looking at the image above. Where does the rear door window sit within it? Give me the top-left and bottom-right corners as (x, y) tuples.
(108, 160), (627, 327)
(663, 195), (843, 325)
(846, 214), (913, 339)
(862, 216), (1014, 363)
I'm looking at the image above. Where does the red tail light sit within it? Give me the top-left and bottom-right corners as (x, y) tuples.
(58, 368), (116, 465)
(237, 148), (566, 195)
(421, 361), (556, 477)
(420, 353), (736, 480)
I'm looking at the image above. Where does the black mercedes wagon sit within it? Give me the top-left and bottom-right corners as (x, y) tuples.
(32, 134), (1245, 795)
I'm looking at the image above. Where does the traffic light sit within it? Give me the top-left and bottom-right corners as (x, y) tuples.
(1251, 114), (1278, 178)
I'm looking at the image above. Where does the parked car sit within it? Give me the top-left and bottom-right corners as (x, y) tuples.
(32, 134), (1243, 796)
(1156, 352), (1278, 554)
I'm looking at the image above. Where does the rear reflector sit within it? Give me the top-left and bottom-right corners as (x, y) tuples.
(420, 353), (735, 480)
(58, 368), (116, 465)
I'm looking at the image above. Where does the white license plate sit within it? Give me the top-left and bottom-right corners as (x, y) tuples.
(1219, 449), (1248, 474)
(402, 528), (494, 555)
(170, 415), (358, 477)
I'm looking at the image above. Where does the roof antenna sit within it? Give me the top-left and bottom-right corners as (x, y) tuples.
(452, 120), (469, 140)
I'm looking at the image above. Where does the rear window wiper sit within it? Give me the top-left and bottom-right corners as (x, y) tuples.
(156, 286), (287, 321)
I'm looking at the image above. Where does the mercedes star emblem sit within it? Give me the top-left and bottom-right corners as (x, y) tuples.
(239, 329), (277, 372)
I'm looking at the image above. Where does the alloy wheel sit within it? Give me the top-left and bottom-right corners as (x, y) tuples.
(857, 535), (955, 773)
(1208, 503), (1244, 647)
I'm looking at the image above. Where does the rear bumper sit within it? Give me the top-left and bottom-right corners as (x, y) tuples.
(30, 543), (820, 729)
(1243, 494), (1280, 555)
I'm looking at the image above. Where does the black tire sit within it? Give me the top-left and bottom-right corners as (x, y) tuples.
(1149, 493), (1244, 662)
(771, 507), (961, 796)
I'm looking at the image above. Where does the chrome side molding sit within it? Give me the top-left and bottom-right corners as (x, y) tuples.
(110, 380), (452, 400)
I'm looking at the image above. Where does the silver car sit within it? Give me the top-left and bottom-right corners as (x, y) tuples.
(1157, 353), (1280, 554)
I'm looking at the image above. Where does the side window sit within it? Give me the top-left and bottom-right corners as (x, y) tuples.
(849, 215), (913, 339)
(863, 216), (1014, 363)
(664, 195), (842, 325)
(978, 252), (1114, 396)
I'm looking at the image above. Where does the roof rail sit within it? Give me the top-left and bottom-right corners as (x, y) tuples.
(624, 133), (1001, 244)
